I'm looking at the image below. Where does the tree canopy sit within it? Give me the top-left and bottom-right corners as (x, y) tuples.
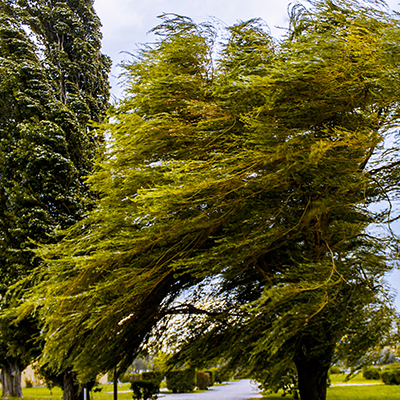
(16, 1), (400, 400)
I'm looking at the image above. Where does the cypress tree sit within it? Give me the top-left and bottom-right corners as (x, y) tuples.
(0, 0), (110, 397)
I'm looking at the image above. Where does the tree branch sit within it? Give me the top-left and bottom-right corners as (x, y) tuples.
(164, 304), (241, 318)
(368, 160), (400, 175)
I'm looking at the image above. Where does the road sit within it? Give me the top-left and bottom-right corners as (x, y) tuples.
(158, 380), (263, 400)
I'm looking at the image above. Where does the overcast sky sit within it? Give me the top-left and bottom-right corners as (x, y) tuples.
(92, 0), (400, 308)
(93, 0), (291, 98)
(94, 0), (400, 97)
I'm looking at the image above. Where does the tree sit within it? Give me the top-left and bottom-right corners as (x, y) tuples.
(17, 2), (400, 400)
(0, 0), (110, 397)
(15, 0), (111, 122)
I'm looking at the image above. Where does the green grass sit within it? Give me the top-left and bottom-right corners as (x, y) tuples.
(251, 373), (397, 400)
(328, 385), (400, 400)
(16, 376), (400, 400)
(329, 372), (370, 384)
(252, 386), (400, 400)
(21, 383), (134, 400)
(20, 382), (207, 400)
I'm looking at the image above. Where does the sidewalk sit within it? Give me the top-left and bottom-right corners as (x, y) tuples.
(157, 379), (262, 400)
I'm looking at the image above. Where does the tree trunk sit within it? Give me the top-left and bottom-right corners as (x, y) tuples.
(63, 370), (88, 400)
(1, 359), (23, 398)
(113, 367), (118, 400)
(293, 340), (335, 400)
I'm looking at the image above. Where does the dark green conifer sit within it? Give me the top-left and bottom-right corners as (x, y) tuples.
(0, 1), (110, 397)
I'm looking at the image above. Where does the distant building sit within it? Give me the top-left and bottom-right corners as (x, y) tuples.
(22, 365), (45, 387)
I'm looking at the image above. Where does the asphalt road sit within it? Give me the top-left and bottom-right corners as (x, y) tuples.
(158, 380), (263, 400)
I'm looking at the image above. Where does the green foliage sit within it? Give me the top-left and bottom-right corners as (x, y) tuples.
(130, 380), (159, 400)
(213, 368), (230, 384)
(329, 366), (342, 375)
(0, 0), (110, 396)
(382, 366), (400, 385)
(152, 352), (171, 374)
(15, 2), (400, 400)
(24, 378), (33, 388)
(256, 366), (299, 398)
(204, 370), (214, 386)
(362, 366), (381, 380)
(119, 374), (133, 383)
(141, 372), (163, 385)
(196, 371), (210, 390)
(10, 0), (111, 128)
(166, 369), (196, 393)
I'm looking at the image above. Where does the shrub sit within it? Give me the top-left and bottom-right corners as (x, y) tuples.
(166, 368), (196, 393)
(329, 365), (342, 375)
(141, 371), (163, 385)
(381, 366), (400, 385)
(119, 373), (132, 383)
(130, 380), (159, 400)
(205, 370), (214, 386)
(363, 366), (381, 380)
(24, 378), (33, 388)
(196, 371), (210, 390)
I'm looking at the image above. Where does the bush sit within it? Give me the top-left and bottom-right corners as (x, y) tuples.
(381, 366), (400, 385)
(119, 373), (132, 383)
(205, 370), (214, 386)
(166, 368), (196, 393)
(130, 380), (159, 400)
(24, 378), (33, 388)
(329, 365), (342, 375)
(196, 371), (210, 390)
(363, 366), (381, 380)
(141, 371), (163, 385)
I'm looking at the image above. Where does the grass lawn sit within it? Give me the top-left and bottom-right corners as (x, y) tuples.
(252, 373), (398, 400)
(21, 382), (207, 400)
(18, 375), (400, 400)
(328, 384), (400, 400)
(22, 383), (134, 400)
(252, 385), (400, 399)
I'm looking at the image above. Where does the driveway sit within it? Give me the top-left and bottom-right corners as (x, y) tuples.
(158, 379), (263, 400)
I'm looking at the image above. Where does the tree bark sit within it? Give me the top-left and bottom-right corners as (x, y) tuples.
(1, 359), (23, 398)
(63, 370), (88, 400)
(113, 367), (118, 400)
(293, 340), (335, 400)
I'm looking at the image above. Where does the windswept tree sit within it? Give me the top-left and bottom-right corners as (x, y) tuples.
(16, 2), (400, 400)
(0, 0), (110, 397)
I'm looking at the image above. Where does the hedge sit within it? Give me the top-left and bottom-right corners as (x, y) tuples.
(382, 366), (400, 385)
(141, 371), (163, 384)
(205, 370), (215, 386)
(166, 368), (196, 393)
(130, 380), (159, 400)
(362, 366), (381, 380)
(196, 371), (210, 390)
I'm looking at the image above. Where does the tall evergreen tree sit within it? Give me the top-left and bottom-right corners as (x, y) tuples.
(14, 2), (400, 400)
(0, 0), (110, 397)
